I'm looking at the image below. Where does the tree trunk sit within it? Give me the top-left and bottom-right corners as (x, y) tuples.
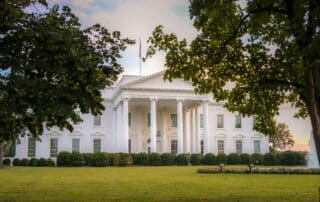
(307, 104), (320, 166)
(0, 143), (4, 168)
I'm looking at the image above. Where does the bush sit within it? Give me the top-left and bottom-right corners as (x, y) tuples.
(217, 153), (228, 164)
(82, 153), (94, 166)
(92, 153), (108, 167)
(57, 151), (71, 166)
(20, 158), (29, 166)
(227, 153), (240, 165)
(190, 154), (203, 165)
(264, 153), (276, 165)
(250, 153), (264, 165)
(295, 151), (307, 165)
(38, 158), (48, 167)
(240, 153), (250, 164)
(160, 153), (176, 165)
(202, 153), (216, 165)
(147, 153), (161, 166)
(28, 158), (38, 166)
(69, 152), (83, 167)
(3, 158), (11, 166)
(277, 151), (297, 165)
(113, 153), (132, 167)
(47, 158), (55, 166)
(12, 158), (20, 166)
(132, 153), (148, 166)
(176, 153), (189, 165)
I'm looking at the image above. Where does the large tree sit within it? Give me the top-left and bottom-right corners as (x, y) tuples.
(270, 123), (295, 151)
(0, 0), (134, 166)
(145, 0), (320, 165)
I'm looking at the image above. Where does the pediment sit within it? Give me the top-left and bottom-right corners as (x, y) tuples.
(90, 131), (105, 136)
(122, 71), (195, 91)
(47, 131), (61, 136)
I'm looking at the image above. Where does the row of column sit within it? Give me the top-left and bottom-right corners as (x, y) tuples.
(113, 98), (209, 154)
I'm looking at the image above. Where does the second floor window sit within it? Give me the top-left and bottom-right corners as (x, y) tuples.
(171, 114), (177, 128)
(235, 115), (241, 128)
(94, 115), (101, 126)
(217, 114), (224, 128)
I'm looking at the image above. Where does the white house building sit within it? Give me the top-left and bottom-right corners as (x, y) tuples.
(9, 71), (269, 159)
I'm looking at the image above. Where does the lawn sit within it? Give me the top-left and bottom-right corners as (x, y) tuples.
(0, 166), (319, 202)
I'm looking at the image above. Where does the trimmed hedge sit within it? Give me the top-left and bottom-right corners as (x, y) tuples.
(57, 151), (71, 166)
(69, 152), (83, 166)
(132, 153), (148, 166)
(217, 153), (228, 164)
(202, 153), (216, 165)
(160, 153), (176, 165)
(20, 158), (29, 166)
(250, 153), (264, 165)
(38, 158), (48, 167)
(176, 153), (189, 165)
(47, 158), (55, 166)
(28, 158), (38, 166)
(12, 158), (20, 166)
(227, 153), (241, 165)
(190, 154), (202, 165)
(240, 153), (250, 164)
(147, 153), (161, 166)
(92, 153), (108, 167)
(113, 153), (132, 167)
(3, 158), (11, 166)
(264, 153), (276, 165)
(197, 167), (320, 174)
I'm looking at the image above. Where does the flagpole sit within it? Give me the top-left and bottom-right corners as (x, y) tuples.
(139, 38), (142, 76)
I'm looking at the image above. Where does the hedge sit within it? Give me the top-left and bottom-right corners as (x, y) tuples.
(113, 153), (132, 166)
(264, 153), (276, 165)
(190, 154), (202, 165)
(12, 158), (20, 166)
(227, 153), (241, 165)
(38, 158), (48, 167)
(160, 153), (176, 165)
(202, 153), (216, 165)
(197, 167), (320, 174)
(28, 158), (38, 167)
(3, 158), (11, 166)
(69, 152), (83, 167)
(240, 153), (250, 164)
(176, 153), (189, 165)
(132, 153), (148, 166)
(217, 153), (228, 164)
(57, 151), (71, 166)
(250, 153), (264, 165)
(147, 153), (161, 166)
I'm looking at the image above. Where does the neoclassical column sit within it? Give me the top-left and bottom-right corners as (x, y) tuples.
(183, 109), (190, 153)
(116, 103), (122, 152)
(150, 98), (157, 153)
(190, 108), (196, 153)
(203, 100), (209, 154)
(112, 107), (117, 152)
(195, 106), (201, 153)
(177, 99), (184, 154)
(122, 98), (129, 153)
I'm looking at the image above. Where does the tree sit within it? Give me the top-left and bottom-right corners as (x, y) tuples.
(0, 0), (134, 167)
(269, 123), (295, 151)
(145, 0), (320, 165)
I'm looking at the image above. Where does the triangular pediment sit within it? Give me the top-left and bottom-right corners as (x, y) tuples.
(122, 71), (195, 91)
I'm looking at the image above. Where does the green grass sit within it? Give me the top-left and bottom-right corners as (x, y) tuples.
(0, 166), (319, 202)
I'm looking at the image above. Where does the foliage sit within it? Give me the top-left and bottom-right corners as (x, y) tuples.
(270, 123), (295, 151)
(132, 153), (148, 166)
(69, 152), (83, 167)
(216, 154), (228, 164)
(3, 158), (11, 166)
(263, 153), (277, 165)
(113, 153), (132, 167)
(12, 158), (20, 166)
(147, 153), (161, 166)
(145, 0), (320, 164)
(20, 158), (29, 166)
(227, 153), (241, 165)
(82, 153), (94, 166)
(38, 158), (48, 167)
(250, 153), (264, 165)
(47, 158), (55, 167)
(92, 153), (108, 167)
(202, 153), (216, 165)
(240, 153), (250, 164)
(57, 151), (71, 166)
(190, 154), (203, 165)
(160, 153), (176, 165)
(28, 158), (38, 167)
(277, 151), (298, 165)
(176, 154), (189, 165)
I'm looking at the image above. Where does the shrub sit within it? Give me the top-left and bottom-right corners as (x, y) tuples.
(160, 153), (176, 165)
(38, 158), (48, 167)
(190, 154), (203, 165)
(147, 153), (161, 166)
(227, 153), (240, 165)
(3, 158), (11, 166)
(264, 153), (276, 165)
(69, 152), (83, 167)
(82, 153), (94, 166)
(277, 151), (297, 165)
(240, 153), (250, 164)
(108, 153), (116, 166)
(92, 153), (108, 167)
(202, 153), (216, 165)
(295, 151), (307, 165)
(57, 151), (71, 166)
(12, 158), (20, 166)
(132, 153), (148, 166)
(176, 153), (189, 165)
(113, 153), (132, 167)
(217, 153), (228, 164)
(28, 158), (38, 167)
(20, 158), (29, 166)
(47, 158), (55, 166)
(250, 153), (264, 165)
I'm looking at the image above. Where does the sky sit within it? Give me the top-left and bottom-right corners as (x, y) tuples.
(51, 0), (312, 150)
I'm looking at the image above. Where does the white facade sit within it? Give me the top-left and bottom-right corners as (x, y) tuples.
(11, 71), (269, 159)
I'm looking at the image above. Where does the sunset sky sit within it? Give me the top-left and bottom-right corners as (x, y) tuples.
(52, 0), (312, 150)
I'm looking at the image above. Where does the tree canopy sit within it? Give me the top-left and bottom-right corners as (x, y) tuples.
(269, 123), (295, 151)
(0, 0), (134, 166)
(145, 0), (320, 164)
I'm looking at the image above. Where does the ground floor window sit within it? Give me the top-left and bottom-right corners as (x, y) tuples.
(72, 138), (80, 153)
(93, 139), (101, 153)
(254, 140), (261, 153)
(200, 140), (204, 154)
(5, 142), (16, 157)
(50, 138), (58, 157)
(217, 140), (224, 154)
(28, 138), (36, 157)
(171, 139), (177, 154)
(236, 140), (243, 154)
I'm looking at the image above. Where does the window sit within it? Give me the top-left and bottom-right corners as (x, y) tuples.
(235, 115), (242, 128)
(171, 140), (177, 154)
(200, 140), (204, 154)
(128, 113), (131, 126)
(200, 114), (204, 128)
(94, 115), (101, 126)
(236, 140), (243, 154)
(128, 139), (131, 154)
(50, 138), (58, 157)
(217, 140), (224, 154)
(72, 138), (80, 153)
(5, 142), (16, 157)
(254, 140), (261, 153)
(93, 139), (101, 153)
(217, 114), (224, 128)
(171, 114), (177, 128)
(253, 115), (257, 129)
(147, 113), (150, 127)
(147, 147), (151, 154)
(28, 138), (36, 157)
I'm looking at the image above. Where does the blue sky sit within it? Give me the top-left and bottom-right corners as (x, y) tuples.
(52, 0), (312, 150)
